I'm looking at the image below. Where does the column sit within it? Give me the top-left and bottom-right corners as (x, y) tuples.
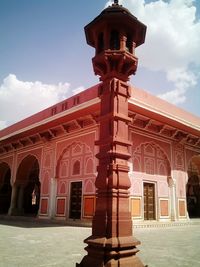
(17, 185), (24, 215)
(8, 184), (18, 215)
(78, 79), (144, 267)
(49, 177), (57, 218)
(168, 176), (177, 221)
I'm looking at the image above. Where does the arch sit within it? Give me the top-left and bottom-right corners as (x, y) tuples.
(144, 143), (155, 156)
(144, 158), (155, 175)
(84, 179), (95, 194)
(0, 162), (12, 214)
(158, 161), (168, 176)
(60, 161), (68, 177)
(85, 158), (94, 174)
(72, 143), (83, 155)
(17, 152), (41, 172)
(16, 155), (39, 185)
(133, 141), (171, 164)
(133, 156), (141, 172)
(186, 155), (200, 218)
(14, 154), (40, 216)
(133, 142), (171, 176)
(59, 182), (67, 195)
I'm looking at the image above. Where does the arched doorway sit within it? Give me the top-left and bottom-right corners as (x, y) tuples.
(187, 156), (200, 218)
(0, 162), (12, 214)
(15, 155), (40, 216)
(132, 142), (171, 221)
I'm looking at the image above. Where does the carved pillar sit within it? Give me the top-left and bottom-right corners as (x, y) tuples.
(78, 2), (146, 266)
(78, 79), (144, 267)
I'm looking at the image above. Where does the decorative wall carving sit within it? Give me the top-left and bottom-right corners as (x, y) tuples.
(133, 142), (170, 176)
(173, 142), (185, 171)
(56, 140), (95, 196)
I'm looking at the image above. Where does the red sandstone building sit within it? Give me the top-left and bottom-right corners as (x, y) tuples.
(1, 83), (200, 222)
(0, 4), (200, 225)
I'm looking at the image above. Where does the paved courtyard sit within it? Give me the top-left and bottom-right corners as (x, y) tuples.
(0, 218), (200, 267)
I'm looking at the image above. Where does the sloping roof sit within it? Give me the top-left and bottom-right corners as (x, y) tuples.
(129, 86), (200, 135)
(0, 84), (100, 141)
(0, 83), (200, 143)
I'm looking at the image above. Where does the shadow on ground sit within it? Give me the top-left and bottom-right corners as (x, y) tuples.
(0, 215), (90, 228)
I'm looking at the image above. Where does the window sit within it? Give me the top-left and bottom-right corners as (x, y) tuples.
(110, 30), (120, 50)
(73, 96), (80, 106)
(62, 102), (68, 111)
(97, 32), (104, 53)
(51, 106), (57, 115)
(126, 34), (132, 53)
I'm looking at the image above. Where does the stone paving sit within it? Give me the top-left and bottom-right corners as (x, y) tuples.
(0, 218), (200, 267)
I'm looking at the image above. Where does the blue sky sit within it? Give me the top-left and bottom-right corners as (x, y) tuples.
(0, 0), (200, 129)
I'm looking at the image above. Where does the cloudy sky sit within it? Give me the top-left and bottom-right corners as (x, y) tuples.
(0, 0), (200, 130)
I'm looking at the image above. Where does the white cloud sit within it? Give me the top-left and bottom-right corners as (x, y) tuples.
(158, 68), (197, 104)
(106, 0), (200, 104)
(0, 74), (72, 130)
(0, 121), (7, 130)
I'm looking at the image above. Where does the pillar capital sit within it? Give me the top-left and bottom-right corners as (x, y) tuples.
(168, 176), (176, 187)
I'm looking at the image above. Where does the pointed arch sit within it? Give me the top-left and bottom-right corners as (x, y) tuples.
(16, 155), (40, 185)
(60, 161), (69, 178)
(186, 154), (200, 218)
(85, 158), (94, 174)
(59, 182), (67, 195)
(144, 143), (155, 156)
(84, 179), (95, 194)
(133, 156), (141, 172)
(72, 144), (83, 155)
(158, 161), (168, 176)
(14, 154), (41, 216)
(133, 141), (171, 176)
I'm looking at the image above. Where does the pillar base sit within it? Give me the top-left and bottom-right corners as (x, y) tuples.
(77, 236), (146, 267)
(8, 207), (24, 216)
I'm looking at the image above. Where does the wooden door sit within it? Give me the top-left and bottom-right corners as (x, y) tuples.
(69, 181), (82, 219)
(144, 183), (156, 220)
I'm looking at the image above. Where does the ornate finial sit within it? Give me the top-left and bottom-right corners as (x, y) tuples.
(114, 0), (119, 5)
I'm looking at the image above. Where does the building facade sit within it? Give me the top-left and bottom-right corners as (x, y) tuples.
(0, 83), (200, 222)
(0, 2), (200, 225)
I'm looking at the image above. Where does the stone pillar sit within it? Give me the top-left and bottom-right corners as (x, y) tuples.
(17, 185), (24, 215)
(78, 79), (144, 267)
(49, 177), (57, 218)
(79, 2), (147, 266)
(168, 176), (177, 221)
(120, 34), (127, 50)
(8, 184), (18, 215)
(185, 172), (190, 219)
